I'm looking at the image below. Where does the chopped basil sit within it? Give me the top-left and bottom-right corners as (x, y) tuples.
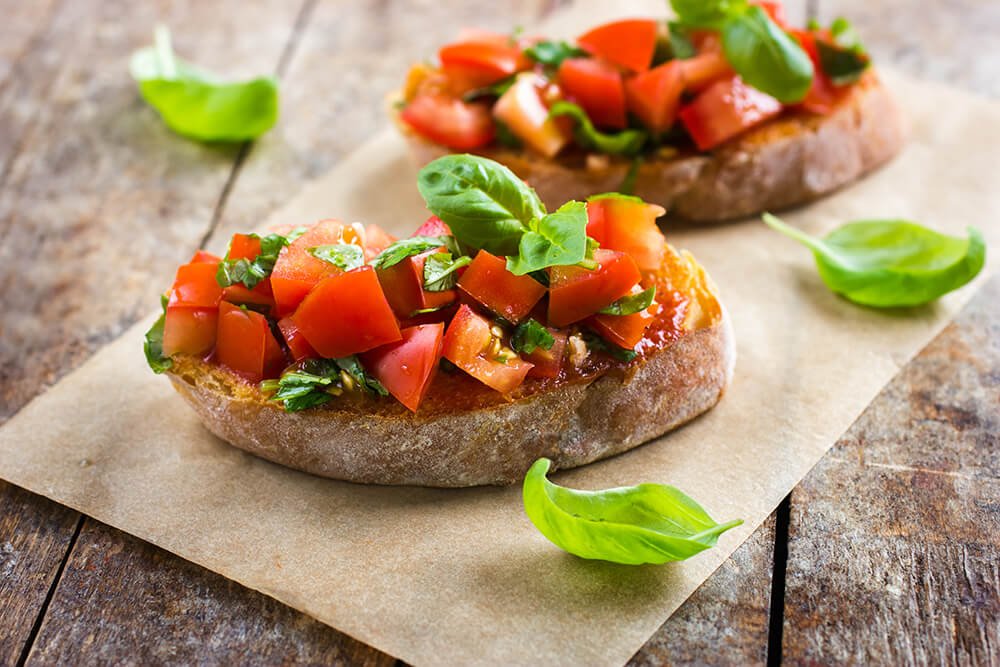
(524, 40), (588, 68)
(264, 357), (387, 412)
(143, 294), (172, 373)
(511, 319), (555, 355)
(309, 243), (365, 271)
(667, 21), (697, 59)
(506, 201), (590, 276)
(548, 101), (648, 156)
(582, 331), (638, 362)
(370, 236), (448, 270)
(216, 232), (289, 290)
(598, 286), (656, 316)
(814, 19), (870, 85)
(423, 252), (472, 291)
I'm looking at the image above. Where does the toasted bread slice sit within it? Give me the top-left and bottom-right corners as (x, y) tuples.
(166, 246), (733, 487)
(400, 74), (906, 222)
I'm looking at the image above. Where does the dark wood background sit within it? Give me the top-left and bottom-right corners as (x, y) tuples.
(1, 0), (997, 664)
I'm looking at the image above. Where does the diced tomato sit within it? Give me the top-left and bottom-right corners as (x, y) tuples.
(525, 329), (567, 379)
(162, 306), (218, 357)
(376, 249), (457, 319)
(750, 1), (788, 28)
(442, 305), (533, 393)
(190, 250), (221, 264)
(679, 76), (783, 151)
(270, 220), (346, 316)
(215, 302), (286, 382)
(624, 61), (684, 133)
(458, 250), (547, 324)
(586, 196), (666, 272)
(439, 40), (530, 88)
(557, 58), (627, 129)
(167, 261), (223, 309)
(588, 287), (658, 349)
(791, 30), (850, 114)
(412, 216), (451, 238)
(291, 266), (402, 358)
(577, 19), (658, 72)
(222, 282), (275, 312)
(226, 233), (262, 261)
(680, 51), (733, 92)
(548, 249), (641, 327)
(364, 224), (396, 261)
(493, 73), (572, 157)
(361, 324), (445, 412)
(400, 94), (496, 150)
(277, 317), (318, 363)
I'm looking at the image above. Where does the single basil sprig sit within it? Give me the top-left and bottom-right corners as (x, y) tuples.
(511, 319), (554, 355)
(524, 40), (588, 68)
(548, 101), (648, 156)
(310, 243), (365, 271)
(143, 295), (172, 373)
(507, 201), (590, 276)
(263, 357), (387, 412)
(599, 286), (656, 316)
(370, 236), (451, 270)
(523, 458), (743, 565)
(423, 252), (472, 291)
(216, 233), (289, 289)
(129, 27), (279, 142)
(763, 214), (986, 308)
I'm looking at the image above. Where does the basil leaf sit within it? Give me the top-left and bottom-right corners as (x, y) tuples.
(462, 76), (517, 102)
(335, 356), (389, 396)
(511, 319), (554, 355)
(816, 41), (869, 85)
(763, 214), (987, 308)
(524, 40), (588, 67)
(310, 243), (365, 271)
(507, 201), (589, 276)
(599, 286), (656, 316)
(418, 155), (543, 256)
(143, 295), (172, 373)
(548, 101), (648, 156)
(370, 236), (448, 270)
(667, 22), (697, 59)
(721, 6), (814, 103)
(423, 252), (472, 291)
(266, 357), (387, 412)
(523, 458), (743, 564)
(216, 232), (289, 289)
(129, 27), (278, 142)
(670, 0), (734, 26)
(582, 331), (638, 362)
(829, 17), (864, 49)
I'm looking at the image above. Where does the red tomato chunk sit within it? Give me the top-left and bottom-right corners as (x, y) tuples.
(586, 197), (666, 273)
(270, 220), (347, 316)
(362, 324), (445, 412)
(215, 302), (286, 382)
(377, 250), (457, 319)
(168, 261), (223, 309)
(548, 250), (641, 327)
(400, 94), (496, 150)
(458, 250), (546, 324)
(577, 19), (658, 73)
(277, 317), (318, 363)
(525, 328), (567, 379)
(558, 58), (627, 129)
(162, 306), (218, 357)
(442, 305), (533, 393)
(679, 76), (783, 151)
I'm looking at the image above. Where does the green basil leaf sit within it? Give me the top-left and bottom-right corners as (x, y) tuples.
(524, 40), (588, 67)
(721, 6), (814, 103)
(829, 17), (863, 49)
(507, 201), (589, 276)
(669, 0), (735, 26)
(523, 458), (743, 564)
(511, 319), (555, 355)
(370, 236), (448, 270)
(143, 295), (172, 374)
(548, 101), (648, 156)
(598, 286), (656, 316)
(667, 21), (698, 59)
(816, 40), (870, 85)
(129, 27), (278, 142)
(462, 75), (517, 102)
(335, 356), (389, 396)
(309, 243), (365, 271)
(763, 214), (987, 308)
(582, 331), (638, 362)
(418, 155), (543, 256)
(423, 252), (472, 291)
(266, 357), (387, 412)
(216, 232), (289, 289)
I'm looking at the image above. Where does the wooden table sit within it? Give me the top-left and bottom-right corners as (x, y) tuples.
(1, 1), (997, 663)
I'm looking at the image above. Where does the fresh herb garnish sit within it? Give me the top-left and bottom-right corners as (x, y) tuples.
(216, 233), (289, 289)
(370, 236), (449, 270)
(309, 243), (365, 271)
(264, 357), (387, 412)
(582, 331), (638, 362)
(548, 101), (648, 156)
(143, 294), (172, 373)
(507, 201), (590, 276)
(522, 458), (743, 564)
(423, 252), (472, 291)
(667, 21), (697, 59)
(510, 319), (555, 355)
(524, 40), (588, 68)
(462, 76), (517, 103)
(762, 214), (986, 308)
(815, 18), (870, 85)
(129, 27), (279, 142)
(598, 286), (656, 316)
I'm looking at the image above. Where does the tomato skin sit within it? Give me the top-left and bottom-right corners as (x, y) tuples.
(401, 94), (496, 150)
(457, 250), (547, 324)
(679, 76), (783, 151)
(190, 250), (222, 264)
(558, 58), (628, 129)
(376, 249), (457, 319)
(291, 266), (402, 359)
(277, 317), (318, 363)
(548, 249), (641, 327)
(525, 329), (567, 379)
(215, 302), (286, 382)
(270, 220), (346, 317)
(624, 61), (684, 133)
(493, 73), (571, 157)
(361, 324), (445, 412)
(364, 224), (396, 262)
(680, 51), (734, 92)
(577, 19), (658, 72)
(439, 40), (530, 88)
(588, 289), (658, 349)
(412, 216), (451, 238)
(227, 233), (261, 261)
(442, 305), (533, 393)
(168, 261), (223, 309)
(586, 197), (666, 272)
(222, 283), (275, 313)
(162, 306), (218, 357)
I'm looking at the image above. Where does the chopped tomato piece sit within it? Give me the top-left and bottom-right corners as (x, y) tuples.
(377, 249), (457, 319)
(162, 306), (218, 357)
(412, 216), (451, 238)
(291, 266), (402, 359)
(624, 61), (684, 133)
(458, 250), (547, 324)
(680, 51), (733, 92)
(548, 249), (641, 327)
(226, 233), (262, 261)
(557, 58), (627, 129)
(364, 224), (396, 261)
(791, 30), (850, 114)
(588, 287), (658, 349)
(270, 220), (346, 316)
(277, 317), (318, 363)
(222, 283), (275, 313)
(439, 40), (530, 88)
(442, 305), (533, 393)
(586, 196), (666, 272)
(167, 261), (223, 309)
(215, 302), (286, 382)
(190, 250), (221, 264)
(493, 73), (571, 157)
(400, 94), (496, 150)
(577, 19), (658, 72)
(525, 329), (567, 379)
(361, 324), (445, 412)
(679, 76), (783, 151)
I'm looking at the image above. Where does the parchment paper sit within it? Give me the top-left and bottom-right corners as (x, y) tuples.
(1, 2), (998, 663)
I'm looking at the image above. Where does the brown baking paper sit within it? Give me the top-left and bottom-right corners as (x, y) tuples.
(1, 1), (997, 662)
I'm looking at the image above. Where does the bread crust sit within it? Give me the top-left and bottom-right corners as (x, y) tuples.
(402, 75), (906, 222)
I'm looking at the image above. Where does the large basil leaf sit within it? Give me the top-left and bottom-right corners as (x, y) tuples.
(763, 214), (987, 307)
(507, 201), (589, 276)
(548, 101), (648, 156)
(523, 458), (743, 565)
(722, 6), (813, 103)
